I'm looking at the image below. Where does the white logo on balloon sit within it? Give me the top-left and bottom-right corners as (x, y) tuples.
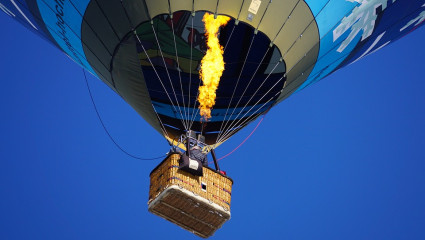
(333, 0), (396, 53)
(350, 3), (425, 64)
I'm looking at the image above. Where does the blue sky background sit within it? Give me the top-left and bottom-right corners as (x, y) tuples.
(1, 11), (425, 240)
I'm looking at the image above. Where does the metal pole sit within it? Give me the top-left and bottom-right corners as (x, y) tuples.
(211, 149), (220, 171)
(186, 137), (190, 157)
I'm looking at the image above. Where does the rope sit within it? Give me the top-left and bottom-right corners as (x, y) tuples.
(69, 1), (415, 151)
(170, 15), (189, 129)
(187, 14), (195, 129)
(150, 22), (188, 130)
(216, 0), (337, 143)
(215, 47), (273, 142)
(217, 62), (281, 143)
(223, 24), (236, 52)
(213, 111), (267, 162)
(118, 0), (173, 139)
(216, 0), (289, 142)
(219, 3), (371, 141)
(119, 1), (174, 143)
(215, 33), (257, 141)
(83, 69), (166, 161)
(217, 76), (284, 143)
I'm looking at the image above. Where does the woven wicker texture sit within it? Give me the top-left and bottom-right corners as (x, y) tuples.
(148, 153), (233, 238)
(149, 153), (232, 210)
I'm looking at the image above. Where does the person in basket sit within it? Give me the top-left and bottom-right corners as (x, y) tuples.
(189, 145), (208, 167)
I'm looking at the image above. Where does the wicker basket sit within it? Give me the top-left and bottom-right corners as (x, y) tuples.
(148, 153), (233, 238)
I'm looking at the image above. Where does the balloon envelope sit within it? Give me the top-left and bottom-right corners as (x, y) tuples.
(1, 0), (424, 146)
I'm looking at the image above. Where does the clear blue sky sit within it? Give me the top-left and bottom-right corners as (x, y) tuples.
(1, 12), (425, 240)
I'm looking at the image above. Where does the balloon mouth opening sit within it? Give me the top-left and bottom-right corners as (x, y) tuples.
(116, 10), (287, 145)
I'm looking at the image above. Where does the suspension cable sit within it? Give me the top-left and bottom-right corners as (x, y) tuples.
(150, 21), (188, 130)
(215, 33), (257, 140)
(169, 14), (190, 128)
(119, 1), (176, 142)
(223, 24), (236, 53)
(187, 13), (195, 129)
(217, 0), (334, 143)
(217, 61), (281, 142)
(214, 111), (267, 162)
(109, 1), (380, 146)
(217, 75), (284, 143)
(83, 69), (166, 160)
(215, 47), (272, 142)
(133, 29), (181, 137)
(216, 1), (301, 142)
(220, 11), (392, 143)
(217, 0), (275, 141)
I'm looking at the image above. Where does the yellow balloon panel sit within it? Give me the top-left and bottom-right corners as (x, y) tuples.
(194, 0), (218, 13)
(273, 1), (315, 69)
(170, 0), (193, 13)
(145, 0), (169, 18)
(238, 0), (269, 29)
(284, 23), (319, 72)
(257, 0), (299, 42)
(216, 0), (244, 19)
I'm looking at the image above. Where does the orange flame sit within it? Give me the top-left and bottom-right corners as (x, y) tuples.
(198, 13), (230, 121)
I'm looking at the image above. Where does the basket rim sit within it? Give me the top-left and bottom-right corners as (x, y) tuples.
(149, 152), (234, 184)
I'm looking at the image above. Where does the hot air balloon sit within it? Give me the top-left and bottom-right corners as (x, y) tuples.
(2, 0), (424, 148)
(1, 0), (425, 237)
